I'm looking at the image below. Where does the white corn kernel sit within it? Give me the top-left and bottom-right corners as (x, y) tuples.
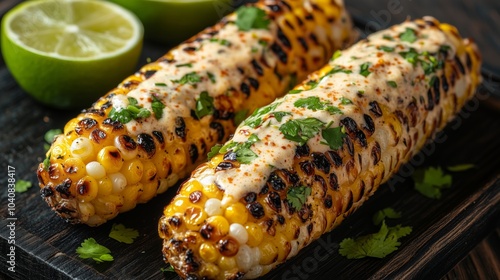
(236, 245), (253, 272)
(229, 223), (248, 244)
(109, 173), (127, 193)
(205, 198), (222, 216)
(252, 247), (261, 266)
(244, 265), (263, 279)
(70, 137), (93, 159)
(86, 161), (106, 179)
(114, 136), (138, 160)
(157, 178), (169, 194)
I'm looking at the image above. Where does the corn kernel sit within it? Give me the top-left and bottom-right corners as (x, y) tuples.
(205, 216), (229, 240)
(203, 183), (223, 200)
(152, 152), (170, 178)
(63, 157), (86, 181)
(199, 243), (220, 263)
(205, 198), (222, 216)
(76, 176), (98, 202)
(258, 240), (278, 265)
(70, 137), (94, 161)
(224, 203), (248, 224)
(78, 202), (95, 222)
(208, 154), (224, 168)
(140, 160), (157, 183)
(120, 182), (142, 212)
(121, 159), (144, 185)
(93, 194), (123, 216)
(51, 144), (70, 161)
(181, 180), (203, 195)
(200, 263), (220, 279)
(97, 176), (113, 196)
(245, 222), (263, 247)
(138, 181), (158, 203)
(184, 206), (208, 231)
(172, 197), (191, 213)
(168, 146), (187, 174)
(274, 233), (289, 262)
(218, 256), (237, 271)
(109, 173), (127, 193)
(48, 163), (66, 181)
(283, 218), (300, 241)
(236, 244), (253, 271)
(97, 146), (123, 173)
(229, 223), (248, 244)
(85, 161), (106, 179)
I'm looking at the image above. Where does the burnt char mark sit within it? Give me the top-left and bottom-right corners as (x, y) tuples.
(216, 161), (234, 171)
(122, 79), (140, 89)
(40, 186), (53, 197)
(237, 67), (244, 75)
(299, 161), (314, 176)
(329, 172), (339, 191)
(298, 37), (308, 51)
(314, 175), (327, 194)
(184, 249), (199, 272)
(144, 70), (157, 79)
(152, 131), (164, 144)
(248, 77), (259, 90)
(363, 114), (375, 135)
(82, 108), (104, 116)
(407, 101), (418, 127)
(90, 129), (106, 144)
(433, 76), (441, 105)
(76, 118), (97, 134)
(251, 59), (264, 76)
(270, 43), (288, 64)
(426, 89), (435, 110)
(213, 110), (234, 121)
(189, 144), (198, 164)
(358, 180), (366, 200)
(369, 101), (383, 117)
(312, 152), (331, 174)
(267, 172), (286, 191)
(77, 180), (91, 196)
(282, 169), (300, 185)
(223, 151), (237, 161)
(100, 101), (112, 110)
(183, 46), (197, 53)
(117, 135), (137, 150)
(169, 215), (182, 228)
(247, 202), (265, 219)
(309, 33), (319, 45)
(324, 194), (333, 209)
(189, 191), (202, 203)
(355, 130), (368, 148)
(345, 191), (354, 212)
(277, 27), (291, 49)
(326, 151), (342, 167)
(260, 185), (269, 195)
(102, 118), (123, 130)
(240, 82), (251, 96)
(340, 117), (358, 134)
(295, 144), (310, 158)
(281, 0), (292, 10)
(55, 179), (72, 197)
(298, 204), (312, 222)
(266, 192), (282, 212)
(441, 74), (449, 92)
(137, 133), (156, 158)
(277, 215), (285, 225)
(455, 55), (466, 75)
(267, 4), (282, 12)
(465, 52), (472, 70)
(209, 122), (225, 141)
(344, 137), (354, 157)
(372, 142), (381, 165)
(244, 192), (257, 203)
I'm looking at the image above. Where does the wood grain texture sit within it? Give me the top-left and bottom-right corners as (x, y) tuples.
(1, 0), (499, 279)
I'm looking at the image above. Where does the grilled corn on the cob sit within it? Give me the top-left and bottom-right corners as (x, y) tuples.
(36, 0), (355, 226)
(159, 17), (482, 279)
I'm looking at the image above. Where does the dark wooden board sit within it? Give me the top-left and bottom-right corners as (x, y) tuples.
(1, 1), (500, 279)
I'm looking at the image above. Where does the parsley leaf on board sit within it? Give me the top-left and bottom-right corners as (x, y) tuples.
(339, 221), (412, 259)
(400, 27), (418, 43)
(44, 129), (62, 144)
(109, 224), (139, 244)
(151, 95), (165, 120)
(76, 238), (114, 263)
(447, 164), (475, 172)
(372, 207), (402, 226)
(172, 72), (201, 85)
(287, 186), (311, 211)
(15, 180), (32, 193)
(195, 91), (215, 119)
(236, 6), (270, 31)
(280, 118), (325, 146)
(412, 166), (452, 199)
(321, 127), (345, 150)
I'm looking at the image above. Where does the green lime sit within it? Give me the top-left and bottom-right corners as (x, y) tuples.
(1, 0), (144, 109)
(109, 0), (233, 45)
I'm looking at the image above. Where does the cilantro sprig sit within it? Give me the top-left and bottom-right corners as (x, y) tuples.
(287, 186), (311, 211)
(400, 27), (418, 43)
(236, 6), (270, 31)
(321, 126), (345, 150)
(244, 102), (280, 128)
(372, 207), (402, 226)
(412, 166), (452, 199)
(109, 224), (139, 244)
(195, 91), (215, 119)
(219, 134), (260, 164)
(294, 97), (343, 115)
(359, 62), (372, 77)
(151, 95), (165, 120)
(109, 97), (151, 124)
(76, 238), (114, 263)
(279, 118), (325, 146)
(172, 72), (201, 85)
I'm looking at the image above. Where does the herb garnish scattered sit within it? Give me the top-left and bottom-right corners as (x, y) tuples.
(207, 144), (222, 160)
(15, 180), (32, 193)
(399, 48), (419, 66)
(161, 265), (176, 273)
(379, 45), (395, 52)
(273, 111), (291, 122)
(400, 28), (418, 43)
(234, 110), (248, 126)
(155, 82), (167, 87)
(412, 166), (452, 199)
(279, 118), (325, 146)
(109, 97), (151, 124)
(43, 153), (51, 171)
(447, 164), (475, 172)
(387, 81), (398, 88)
(332, 50), (342, 61)
(383, 34), (394, 41)
(321, 126), (345, 150)
(359, 62), (372, 77)
(172, 72), (201, 85)
(236, 6), (270, 31)
(244, 102), (280, 128)
(195, 91), (215, 119)
(207, 72), (216, 84)
(175, 63), (192, 68)
(109, 224), (139, 244)
(44, 129), (62, 144)
(294, 97), (343, 115)
(340, 97), (353, 105)
(76, 238), (114, 263)
(287, 186), (311, 211)
(221, 135), (260, 164)
(327, 65), (353, 75)
(151, 95), (165, 120)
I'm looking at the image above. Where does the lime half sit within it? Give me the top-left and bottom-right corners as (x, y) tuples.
(1, 0), (144, 109)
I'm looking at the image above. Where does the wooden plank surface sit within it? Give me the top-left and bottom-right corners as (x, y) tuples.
(1, 0), (499, 279)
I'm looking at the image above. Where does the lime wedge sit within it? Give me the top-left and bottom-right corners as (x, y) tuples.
(1, 0), (144, 109)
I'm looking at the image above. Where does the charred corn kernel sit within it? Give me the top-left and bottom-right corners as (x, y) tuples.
(85, 161), (106, 179)
(120, 182), (142, 212)
(39, 0), (356, 228)
(121, 159), (144, 185)
(258, 240), (278, 265)
(97, 146), (123, 173)
(283, 218), (301, 241)
(64, 157), (86, 180)
(199, 243), (220, 263)
(218, 256), (237, 271)
(182, 180), (203, 195)
(97, 176), (113, 196)
(245, 222), (263, 247)
(224, 203), (248, 225)
(70, 137), (93, 160)
(229, 223), (248, 245)
(94, 194), (123, 216)
(51, 144), (70, 161)
(203, 183), (223, 200)
(75, 176), (98, 202)
(108, 173), (127, 193)
(184, 207), (208, 231)
(204, 216), (230, 240)
(138, 181), (158, 203)
(204, 198), (222, 216)
(200, 263), (220, 279)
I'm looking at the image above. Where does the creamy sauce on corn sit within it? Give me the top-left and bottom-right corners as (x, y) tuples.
(213, 20), (456, 201)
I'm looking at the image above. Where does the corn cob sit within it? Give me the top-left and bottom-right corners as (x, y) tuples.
(36, 0), (355, 226)
(158, 17), (482, 279)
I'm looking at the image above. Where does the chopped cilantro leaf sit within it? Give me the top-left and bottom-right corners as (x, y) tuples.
(327, 65), (353, 75)
(412, 166), (452, 199)
(161, 265), (176, 273)
(383, 34), (394, 41)
(234, 110), (248, 126)
(339, 221), (412, 259)
(387, 81), (398, 88)
(289, 89), (303, 94)
(325, 106), (343, 115)
(44, 129), (62, 144)
(447, 164), (475, 172)
(128, 97), (138, 106)
(244, 102), (280, 128)
(109, 223), (139, 244)
(372, 207), (402, 225)
(400, 27), (418, 43)
(379, 46), (395, 52)
(219, 39), (231, 46)
(76, 238), (114, 263)
(439, 45), (451, 53)
(248, 134), (260, 143)
(176, 63), (192, 68)
(155, 82), (167, 87)
(151, 95), (165, 120)
(236, 146), (258, 164)
(321, 127), (345, 150)
(340, 97), (353, 105)
(15, 180), (32, 193)
(287, 186), (311, 211)
(207, 144), (222, 160)
(332, 50), (342, 61)
(109, 97), (152, 124)
(294, 96), (324, 111)
(236, 6), (270, 31)
(258, 39), (268, 47)
(306, 80), (319, 89)
(207, 72), (216, 84)
(43, 153), (51, 171)
(172, 72), (201, 85)
(280, 118), (325, 146)
(195, 91), (215, 119)
(359, 62), (372, 77)
(399, 48), (419, 66)
(273, 111), (291, 122)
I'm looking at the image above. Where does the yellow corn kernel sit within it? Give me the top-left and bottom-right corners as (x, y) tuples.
(200, 263), (220, 279)
(184, 206), (208, 231)
(203, 183), (223, 200)
(120, 183), (143, 212)
(97, 176), (113, 196)
(64, 118), (80, 136)
(70, 137), (94, 162)
(97, 146), (123, 173)
(224, 203), (248, 225)
(283, 218), (300, 241)
(274, 233), (289, 262)
(245, 222), (263, 247)
(258, 240), (278, 265)
(48, 162), (67, 181)
(172, 197), (191, 213)
(76, 176), (98, 202)
(121, 159), (144, 185)
(152, 152), (170, 178)
(181, 179), (203, 196)
(205, 216), (230, 240)
(218, 256), (237, 271)
(168, 146), (187, 174)
(63, 158), (86, 180)
(140, 160), (157, 183)
(208, 154), (224, 169)
(138, 181), (158, 203)
(199, 243), (220, 263)
(93, 194), (123, 217)
(51, 144), (70, 161)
